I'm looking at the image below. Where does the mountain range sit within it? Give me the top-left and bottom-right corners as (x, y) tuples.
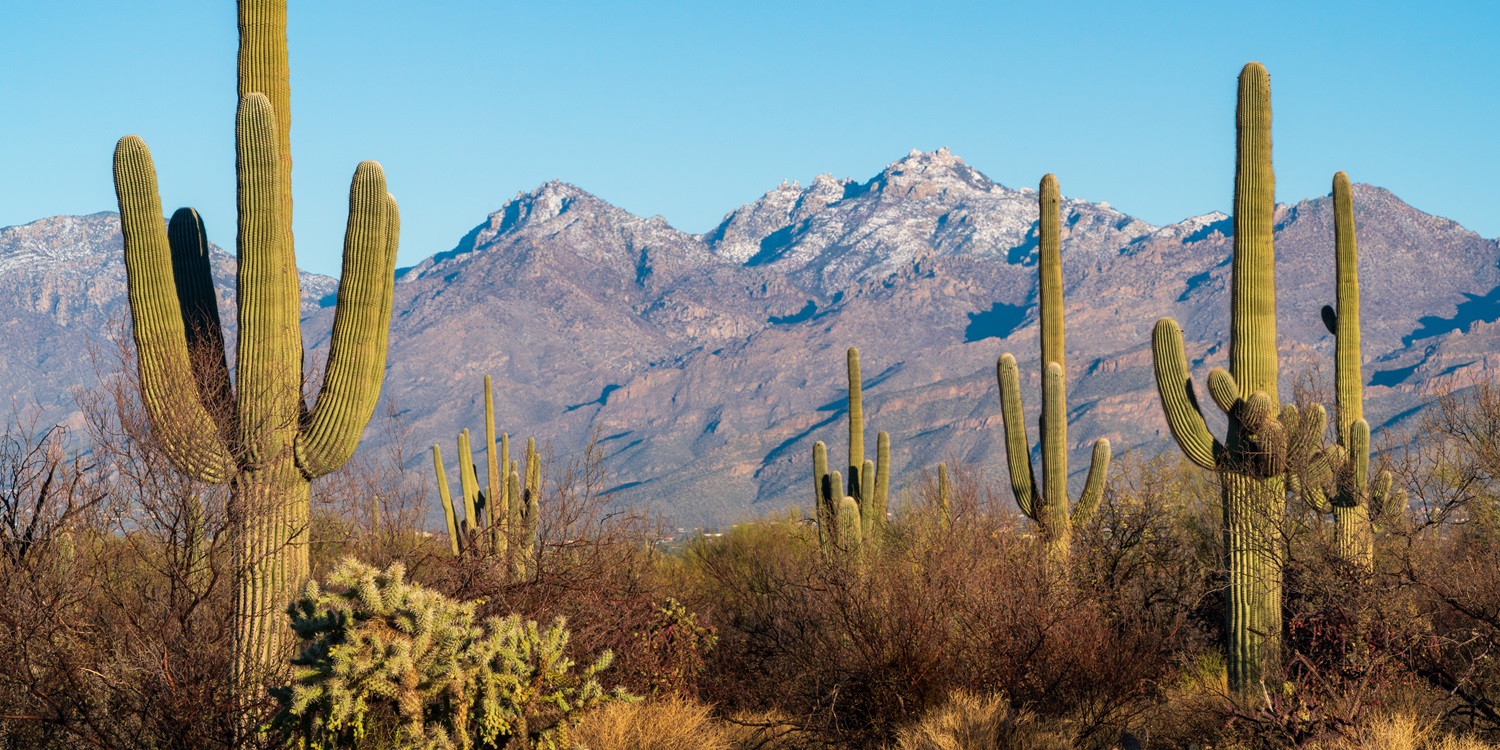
(3, 148), (1497, 526)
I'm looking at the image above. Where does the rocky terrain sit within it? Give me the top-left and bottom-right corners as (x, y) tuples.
(3, 148), (1497, 525)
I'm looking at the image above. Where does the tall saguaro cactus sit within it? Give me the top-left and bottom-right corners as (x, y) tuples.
(996, 174), (1111, 561)
(112, 0), (399, 689)
(1151, 62), (1309, 694)
(813, 347), (891, 550)
(1310, 172), (1404, 568)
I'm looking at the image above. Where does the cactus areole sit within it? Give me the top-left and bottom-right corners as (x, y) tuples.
(113, 0), (398, 690)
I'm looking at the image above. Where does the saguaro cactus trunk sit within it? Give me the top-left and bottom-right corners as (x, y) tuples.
(1310, 172), (1404, 568)
(1150, 62), (1314, 695)
(996, 174), (1110, 563)
(113, 0), (399, 691)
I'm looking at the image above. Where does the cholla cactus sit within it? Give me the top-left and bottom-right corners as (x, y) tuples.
(274, 559), (628, 749)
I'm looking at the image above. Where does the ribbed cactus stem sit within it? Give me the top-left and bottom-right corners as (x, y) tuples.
(458, 430), (479, 535)
(836, 496), (862, 555)
(1041, 362), (1070, 544)
(997, 353), (1037, 519)
(432, 445), (461, 557)
(813, 441), (831, 546)
(1322, 171), (1377, 569)
(497, 432), (510, 554)
(1330, 172), (1362, 437)
(1147, 63), (1285, 695)
(829, 469), (845, 537)
(995, 174), (1112, 563)
(847, 347), (864, 499)
(1038, 174), (1065, 373)
(113, 0), (400, 693)
(860, 459), (875, 522)
(523, 478), (540, 579)
(872, 431), (890, 533)
(525, 437), (540, 498)
(937, 463), (951, 528)
(1334, 420), (1374, 567)
(1231, 63), (1278, 405)
(484, 376), (501, 531)
(507, 470), (525, 580)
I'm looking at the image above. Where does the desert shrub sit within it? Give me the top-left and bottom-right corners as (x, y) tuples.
(685, 461), (1208, 748)
(420, 435), (693, 702)
(571, 696), (727, 750)
(274, 558), (630, 749)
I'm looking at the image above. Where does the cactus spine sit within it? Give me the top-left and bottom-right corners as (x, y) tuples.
(1313, 172), (1404, 568)
(996, 174), (1111, 562)
(112, 0), (398, 688)
(812, 349), (891, 550)
(1151, 63), (1305, 694)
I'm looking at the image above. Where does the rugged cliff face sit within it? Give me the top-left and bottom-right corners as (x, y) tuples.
(4, 150), (1497, 525)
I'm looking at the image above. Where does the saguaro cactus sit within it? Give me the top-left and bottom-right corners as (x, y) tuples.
(996, 174), (1111, 562)
(1309, 172), (1405, 568)
(812, 348), (891, 549)
(112, 0), (398, 688)
(1150, 62), (1309, 694)
(432, 375), (543, 575)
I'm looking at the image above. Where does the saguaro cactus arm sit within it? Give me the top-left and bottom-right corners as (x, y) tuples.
(484, 375), (501, 530)
(1073, 439), (1111, 528)
(296, 163), (398, 478)
(113, 137), (236, 484)
(1152, 318), (1222, 469)
(872, 431), (890, 529)
(996, 353), (1038, 520)
(432, 445), (461, 557)
(458, 430), (480, 535)
(847, 347), (865, 498)
(167, 208), (235, 425)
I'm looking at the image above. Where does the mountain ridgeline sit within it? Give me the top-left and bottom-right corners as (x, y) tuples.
(2, 148), (1497, 525)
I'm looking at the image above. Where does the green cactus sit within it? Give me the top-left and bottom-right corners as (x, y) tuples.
(937, 462), (951, 529)
(810, 349), (888, 552)
(1308, 172), (1406, 568)
(996, 174), (1112, 562)
(812, 350), (893, 550)
(871, 431), (890, 533)
(433, 376), (541, 579)
(813, 440), (833, 545)
(848, 347), (865, 498)
(112, 0), (398, 688)
(1149, 62), (1322, 694)
(274, 558), (629, 748)
(433, 445), (462, 557)
(836, 496), (863, 557)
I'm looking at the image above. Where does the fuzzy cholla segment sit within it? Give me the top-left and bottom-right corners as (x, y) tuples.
(274, 558), (629, 749)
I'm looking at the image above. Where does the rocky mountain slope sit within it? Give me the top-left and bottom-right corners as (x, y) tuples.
(4, 149), (1497, 525)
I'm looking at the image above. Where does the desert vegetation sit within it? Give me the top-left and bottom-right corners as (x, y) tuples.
(3, 0), (1498, 748)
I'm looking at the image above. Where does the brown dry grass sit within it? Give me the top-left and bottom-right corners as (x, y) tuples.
(572, 697), (814, 750)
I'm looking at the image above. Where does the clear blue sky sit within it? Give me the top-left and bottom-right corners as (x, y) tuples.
(2, 1), (1495, 277)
